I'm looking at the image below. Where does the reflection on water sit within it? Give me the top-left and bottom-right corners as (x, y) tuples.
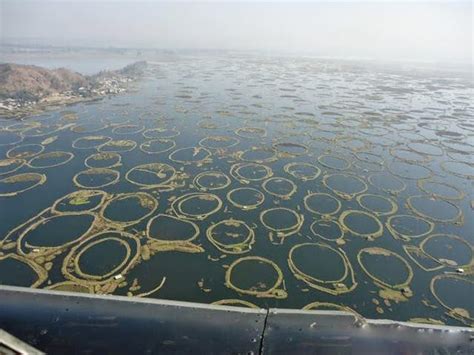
(0, 55), (473, 327)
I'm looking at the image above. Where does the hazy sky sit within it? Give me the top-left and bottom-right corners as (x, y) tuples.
(1, 1), (472, 63)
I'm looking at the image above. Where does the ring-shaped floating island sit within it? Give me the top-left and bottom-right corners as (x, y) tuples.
(0, 130), (23, 146)
(139, 139), (176, 154)
(85, 152), (122, 169)
(230, 163), (273, 184)
(72, 135), (112, 150)
(171, 192), (222, 221)
(193, 171), (231, 191)
(0, 172), (47, 197)
(0, 254), (47, 288)
(310, 219), (345, 245)
(284, 162), (321, 181)
(339, 210), (383, 240)
(273, 142), (309, 157)
(304, 192), (341, 218)
(234, 127), (267, 139)
(262, 177), (297, 200)
(317, 154), (351, 171)
(169, 146), (212, 165)
(62, 230), (141, 288)
(100, 192), (158, 228)
(237, 147), (277, 163)
(419, 234), (473, 268)
(206, 219), (255, 254)
(27, 151), (74, 169)
(52, 190), (108, 214)
(368, 172), (406, 195)
(288, 242), (357, 295)
(440, 161), (474, 180)
(417, 179), (465, 201)
(356, 193), (398, 216)
(406, 195), (463, 224)
(0, 158), (25, 176)
(143, 127), (180, 139)
(386, 214), (434, 242)
(199, 135), (240, 149)
(112, 124), (144, 135)
(430, 274), (474, 326)
(126, 162), (178, 190)
(322, 173), (368, 200)
(73, 168), (120, 189)
(227, 187), (265, 210)
(146, 214), (199, 244)
(6, 143), (45, 159)
(260, 207), (304, 243)
(225, 256), (287, 299)
(388, 161), (432, 180)
(358, 247), (414, 302)
(98, 139), (137, 153)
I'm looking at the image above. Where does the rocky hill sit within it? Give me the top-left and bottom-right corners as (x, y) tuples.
(0, 61), (147, 116)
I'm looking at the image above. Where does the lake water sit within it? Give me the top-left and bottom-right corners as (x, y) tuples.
(0, 54), (473, 327)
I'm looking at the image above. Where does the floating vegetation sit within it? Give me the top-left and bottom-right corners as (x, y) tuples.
(273, 142), (308, 157)
(406, 195), (463, 224)
(302, 302), (360, 317)
(0, 254), (47, 288)
(212, 299), (258, 308)
(322, 173), (368, 200)
(169, 146), (212, 165)
(0, 173), (46, 197)
(310, 219), (345, 245)
(72, 122), (108, 133)
(225, 256), (287, 299)
(358, 247), (413, 302)
(6, 144), (45, 159)
(356, 193), (398, 216)
(339, 210), (383, 240)
(207, 219), (255, 254)
(193, 171), (231, 191)
(388, 161), (432, 180)
(304, 192), (341, 218)
(441, 161), (474, 180)
(260, 207), (304, 243)
(139, 139), (176, 154)
(368, 172), (406, 194)
(0, 158), (25, 176)
(227, 187), (265, 210)
(100, 192), (158, 228)
(430, 274), (474, 326)
(283, 162), (321, 181)
(230, 163), (273, 184)
(235, 127), (266, 139)
(419, 234), (473, 268)
(112, 124), (144, 135)
(72, 135), (112, 149)
(126, 162), (180, 190)
(52, 190), (108, 214)
(288, 243), (357, 295)
(27, 151), (74, 169)
(73, 168), (120, 189)
(146, 214), (199, 244)
(143, 127), (180, 139)
(262, 177), (296, 200)
(47, 281), (94, 293)
(238, 147), (277, 163)
(18, 212), (97, 257)
(417, 179), (465, 201)
(171, 192), (222, 221)
(199, 135), (239, 149)
(98, 139), (137, 153)
(318, 154), (351, 171)
(62, 231), (140, 290)
(386, 214), (434, 242)
(85, 152), (122, 169)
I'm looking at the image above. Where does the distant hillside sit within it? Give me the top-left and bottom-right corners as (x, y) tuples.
(0, 63), (90, 101)
(0, 61), (147, 116)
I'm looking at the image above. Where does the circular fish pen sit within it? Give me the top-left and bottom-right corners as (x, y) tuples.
(199, 135), (239, 150)
(310, 219), (345, 245)
(227, 187), (265, 210)
(419, 234), (473, 268)
(303, 192), (341, 218)
(288, 243), (356, 295)
(146, 214), (199, 244)
(406, 195), (463, 224)
(0, 173), (46, 197)
(98, 139), (137, 153)
(112, 124), (144, 135)
(73, 168), (120, 189)
(339, 210), (383, 240)
(322, 173), (368, 200)
(225, 256), (287, 299)
(262, 177), (296, 200)
(171, 192), (222, 221)
(169, 146), (212, 165)
(0, 158), (25, 176)
(260, 207), (304, 243)
(206, 219), (255, 254)
(72, 136), (112, 150)
(368, 172), (406, 195)
(139, 139), (176, 154)
(317, 154), (351, 171)
(27, 151), (74, 169)
(417, 179), (465, 201)
(52, 190), (108, 214)
(238, 147), (277, 163)
(230, 163), (273, 184)
(356, 194), (398, 216)
(234, 127), (267, 139)
(283, 162), (321, 181)
(126, 162), (177, 190)
(386, 214), (434, 241)
(0, 254), (47, 288)
(143, 127), (180, 139)
(193, 171), (231, 191)
(85, 152), (121, 169)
